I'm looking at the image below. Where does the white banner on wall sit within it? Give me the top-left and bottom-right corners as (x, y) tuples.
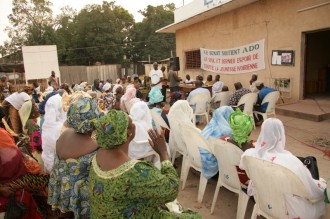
(200, 39), (265, 74)
(22, 45), (60, 81)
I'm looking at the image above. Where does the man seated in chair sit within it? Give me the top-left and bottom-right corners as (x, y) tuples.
(228, 82), (251, 111)
(253, 81), (275, 125)
(187, 80), (210, 124)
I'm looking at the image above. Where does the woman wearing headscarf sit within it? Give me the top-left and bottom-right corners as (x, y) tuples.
(201, 106), (234, 140)
(167, 100), (194, 157)
(41, 90), (67, 173)
(148, 87), (169, 128)
(197, 106), (234, 179)
(239, 118), (326, 219)
(88, 110), (200, 218)
(225, 108), (255, 189)
(97, 82), (117, 112)
(128, 101), (161, 168)
(0, 128), (49, 219)
(19, 100), (43, 164)
(120, 85), (141, 113)
(48, 96), (102, 219)
(1, 86), (32, 134)
(226, 108), (254, 151)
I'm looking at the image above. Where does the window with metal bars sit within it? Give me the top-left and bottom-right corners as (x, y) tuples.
(185, 50), (201, 69)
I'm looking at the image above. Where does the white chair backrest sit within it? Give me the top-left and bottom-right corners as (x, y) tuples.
(149, 109), (170, 133)
(237, 92), (257, 115)
(180, 122), (210, 169)
(209, 137), (242, 191)
(242, 156), (310, 218)
(189, 92), (211, 114)
(261, 91), (280, 114)
(168, 115), (187, 153)
(212, 91), (233, 107)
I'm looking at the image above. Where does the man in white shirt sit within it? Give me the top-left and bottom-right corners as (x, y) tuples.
(149, 62), (164, 90)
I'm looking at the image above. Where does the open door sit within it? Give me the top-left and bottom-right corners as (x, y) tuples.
(304, 29), (330, 98)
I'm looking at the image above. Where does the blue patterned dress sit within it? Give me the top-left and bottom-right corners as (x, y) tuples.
(48, 151), (96, 219)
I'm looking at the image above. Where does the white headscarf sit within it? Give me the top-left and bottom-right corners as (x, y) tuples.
(128, 101), (162, 168)
(168, 100), (194, 124)
(240, 118), (326, 219)
(41, 94), (67, 172)
(129, 101), (153, 144)
(168, 100), (195, 156)
(212, 81), (224, 96)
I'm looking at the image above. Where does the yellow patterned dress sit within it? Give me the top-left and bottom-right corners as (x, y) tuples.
(88, 159), (201, 218)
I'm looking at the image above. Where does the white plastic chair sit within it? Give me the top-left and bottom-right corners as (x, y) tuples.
(167, 115), (189, 182)
(208, 91), (233, 113)
(188, 92), (211, 125)
(234, 92), (257, 128)
(168, 115), (187, 163)
(253, 91), (280, 121)
(242, 156), (325, 219)
(180, 122), (210, 203)
(208, 137), (249, 218)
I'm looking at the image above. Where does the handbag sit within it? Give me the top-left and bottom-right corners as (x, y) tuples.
(4, 189), (28, 219)
(297, 156), (319, 180)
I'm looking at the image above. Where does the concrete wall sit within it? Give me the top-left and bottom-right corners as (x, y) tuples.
(174, 0), (330, 102)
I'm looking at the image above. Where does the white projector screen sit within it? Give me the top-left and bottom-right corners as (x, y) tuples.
(22, 45), (60, 82)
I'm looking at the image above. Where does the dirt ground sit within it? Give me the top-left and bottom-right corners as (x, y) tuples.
(174, 114), (330, 218)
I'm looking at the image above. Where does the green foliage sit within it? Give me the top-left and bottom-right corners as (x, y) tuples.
(129, 4), (176, 62)
(0, 0), (54, 60)
(61, 1), (134, 65)
(1, 1), (176, 65)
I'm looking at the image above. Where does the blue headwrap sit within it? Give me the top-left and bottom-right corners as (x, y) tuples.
(38, 91), (58, 115)
(148, 87), (163, 105)
(201, 106), (234, 140)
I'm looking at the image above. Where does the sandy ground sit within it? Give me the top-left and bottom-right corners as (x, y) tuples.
(174, 114), (330, 218)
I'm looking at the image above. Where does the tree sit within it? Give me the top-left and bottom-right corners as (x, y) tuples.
(129, 4), (176, 63)
(69, 1), (135, 65)
(0, 0), (54, 60)
(53, 6), (77, 64)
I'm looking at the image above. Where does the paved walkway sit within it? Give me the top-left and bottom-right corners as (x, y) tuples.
(276, 95), (330, 121)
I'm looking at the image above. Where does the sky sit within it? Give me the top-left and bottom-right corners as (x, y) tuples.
(0, 0), (193, 46)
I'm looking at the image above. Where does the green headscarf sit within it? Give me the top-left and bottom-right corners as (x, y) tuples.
(228, 108), (254, 147)
(93, 110), (129, 149)
(67, 96), (102, 134)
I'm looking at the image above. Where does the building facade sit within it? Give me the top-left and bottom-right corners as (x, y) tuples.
(158, 0), (330, 102)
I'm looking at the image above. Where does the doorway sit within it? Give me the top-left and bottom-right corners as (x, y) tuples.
(304, 29), (330, 98)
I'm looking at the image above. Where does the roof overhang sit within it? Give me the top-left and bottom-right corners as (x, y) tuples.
(157, 0), (258, 33)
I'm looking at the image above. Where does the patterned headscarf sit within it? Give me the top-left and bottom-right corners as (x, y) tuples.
(98, 93), (116, 111)
(93, 110), (129, 149)
(228, 108), (254, 147)
(67, 96), (102, 134)
(148, 87), (163, 105)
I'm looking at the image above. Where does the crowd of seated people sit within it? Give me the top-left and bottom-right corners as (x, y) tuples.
(0, 71), (328, 219)
(0, 75), (203, 218)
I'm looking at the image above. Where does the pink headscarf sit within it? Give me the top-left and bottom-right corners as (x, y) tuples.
(120, 85), (140, 113)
